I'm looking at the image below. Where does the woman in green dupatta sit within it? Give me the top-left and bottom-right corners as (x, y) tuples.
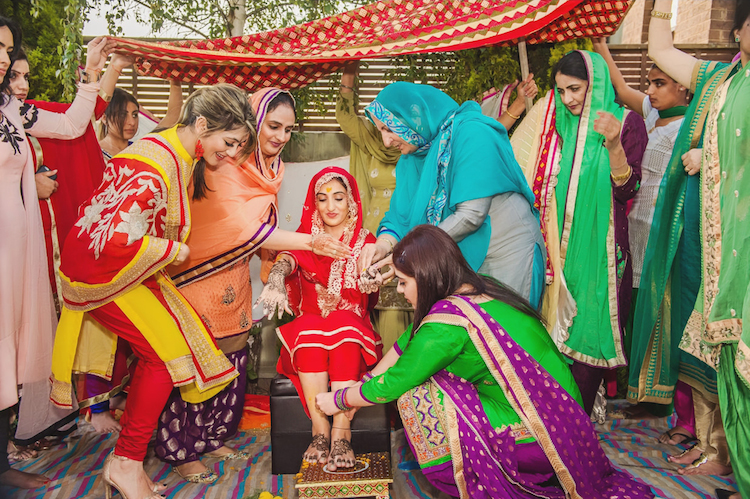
(357, 82), (546, 309)
(510, 51), (647, 415)
(640, 1), (749, 486)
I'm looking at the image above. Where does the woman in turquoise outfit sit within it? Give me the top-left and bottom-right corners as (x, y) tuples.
(318, 225), (653, 499)
(357, 82), (546, 308)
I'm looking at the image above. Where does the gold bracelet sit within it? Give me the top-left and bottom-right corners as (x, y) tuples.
(381, 237), (394, 255)
(650, 10), (672, 20)
(505, 109), (522, 120)
(610, 166), (632, 183)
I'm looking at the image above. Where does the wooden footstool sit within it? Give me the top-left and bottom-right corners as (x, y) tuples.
(295, 451), (392, 499)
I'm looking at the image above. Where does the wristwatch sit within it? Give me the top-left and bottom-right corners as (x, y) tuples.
(80, 69), (101, 84)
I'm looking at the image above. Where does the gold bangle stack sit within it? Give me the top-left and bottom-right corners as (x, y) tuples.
(650, 10), (672, 20)
(611, 166), (632, 183)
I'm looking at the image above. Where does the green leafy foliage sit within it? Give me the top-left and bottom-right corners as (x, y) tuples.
(91, 0), (367, 38)
(0, 0), (66, 102)
(60, 0), (87, 101)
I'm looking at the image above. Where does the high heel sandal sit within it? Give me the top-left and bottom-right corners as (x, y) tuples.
(102, 452), (165, 499)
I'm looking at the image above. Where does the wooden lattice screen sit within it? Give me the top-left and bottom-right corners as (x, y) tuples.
(115, 44), (737, 132)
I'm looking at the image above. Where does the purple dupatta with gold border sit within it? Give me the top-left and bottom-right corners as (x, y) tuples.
(400, 295), (654, 499)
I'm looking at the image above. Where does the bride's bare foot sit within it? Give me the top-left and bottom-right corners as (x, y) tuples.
(678, 454), (732, 476)
(104, 453), (163, 498)
(327, 427), (355, 471)
(303, 433), (330, 465)
(0, 469), (49, 489)
(90, 411), (122, 433)
(668, 445), (701, 464)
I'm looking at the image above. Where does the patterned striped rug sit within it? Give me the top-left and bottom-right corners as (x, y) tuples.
(599, 410), (737, 499)
(1, 410), (738, 499)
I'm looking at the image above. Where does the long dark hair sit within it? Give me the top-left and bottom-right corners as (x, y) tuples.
(551, 50), (588, 87)
(0, 16), (22, 106)
(733, 0), (750, 43)
(100, 88), (139, 140)
(267, 91), (296, 115)
(179, 84), (257, 201)
(391, 225), (544, 335)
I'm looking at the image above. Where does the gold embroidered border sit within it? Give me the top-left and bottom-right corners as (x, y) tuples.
(559, 52), (598, 268)
(736, 341), (750, 388)
(443, 398), (469, 499)
(76, 375), (130, 409)
(50, 375), (74, 409)
(157, 274), (237, 389)
(396, 382), (450, 466)
(700, 76), (736, 343)
(125, 134), (194, 242)
(60, 238), (179, 310)
(447, 297), (581, 499)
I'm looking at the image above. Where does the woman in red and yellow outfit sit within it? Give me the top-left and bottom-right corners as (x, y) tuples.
(50, 83), (256, 499)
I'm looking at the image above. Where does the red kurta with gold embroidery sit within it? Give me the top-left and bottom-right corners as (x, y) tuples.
(51, 127), (237, 408)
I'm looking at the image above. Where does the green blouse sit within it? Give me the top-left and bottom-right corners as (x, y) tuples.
(361, 299), (583, 442)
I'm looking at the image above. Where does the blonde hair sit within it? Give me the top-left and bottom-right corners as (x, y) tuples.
(179, 84), (257, 200)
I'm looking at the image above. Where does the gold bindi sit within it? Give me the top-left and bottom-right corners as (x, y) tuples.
(325, 187), (333, 193)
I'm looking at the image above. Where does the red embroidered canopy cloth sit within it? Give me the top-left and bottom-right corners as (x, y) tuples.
(114, 0), (632, 91)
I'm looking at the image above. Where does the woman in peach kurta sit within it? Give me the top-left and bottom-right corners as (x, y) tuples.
(160, 88), (351, 482)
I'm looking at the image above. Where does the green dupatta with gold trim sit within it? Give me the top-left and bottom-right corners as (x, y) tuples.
(554, 51), (625, 367)
(689, 60), (750, 386)
(628, 60), (739, 403)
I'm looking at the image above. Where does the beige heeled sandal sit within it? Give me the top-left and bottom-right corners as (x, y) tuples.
(102, 452), (165, 499)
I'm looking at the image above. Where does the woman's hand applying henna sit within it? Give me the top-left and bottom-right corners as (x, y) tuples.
(254, 259), (293, 319)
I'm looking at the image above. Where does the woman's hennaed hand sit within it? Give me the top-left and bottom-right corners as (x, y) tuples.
(311, 233), (352, 259)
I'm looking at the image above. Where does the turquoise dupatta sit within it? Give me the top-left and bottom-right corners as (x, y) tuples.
(366, 81), (535, 271)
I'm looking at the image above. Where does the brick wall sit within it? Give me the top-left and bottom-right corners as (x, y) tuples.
(707, 0), (737, 43)
(674, 0), (712, 43)
(674, 0), (735, 43)
(620, 0), (647, 43)
(619, 0), (736, 44)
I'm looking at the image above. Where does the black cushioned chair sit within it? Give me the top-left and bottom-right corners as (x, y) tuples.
(270, 374), (391, 475)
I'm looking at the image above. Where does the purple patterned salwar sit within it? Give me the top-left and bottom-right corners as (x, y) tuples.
(425, 296), (654, 499)
(154, 348), (248, 465)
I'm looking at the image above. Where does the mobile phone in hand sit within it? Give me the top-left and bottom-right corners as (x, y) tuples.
(36, 164), (57, 181)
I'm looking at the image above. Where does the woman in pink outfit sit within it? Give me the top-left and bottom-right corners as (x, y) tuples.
(0, 17), (114, 490)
